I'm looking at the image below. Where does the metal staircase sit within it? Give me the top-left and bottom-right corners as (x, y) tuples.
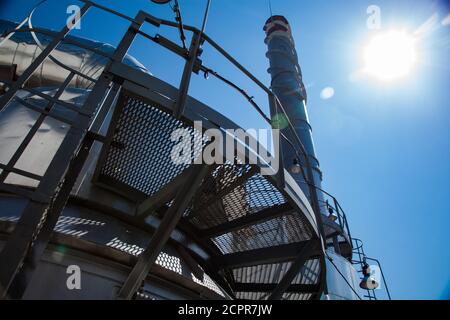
(0, 1), (357, 300)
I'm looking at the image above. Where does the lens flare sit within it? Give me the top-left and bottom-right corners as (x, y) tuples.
(363, 30), (417, 82)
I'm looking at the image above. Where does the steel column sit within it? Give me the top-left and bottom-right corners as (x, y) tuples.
(117, 164), (211, 300)
(136, 168), (192, 218)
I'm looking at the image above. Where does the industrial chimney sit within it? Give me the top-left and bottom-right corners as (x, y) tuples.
(263, 16), (324, 210)
(264, 16), (370, 300)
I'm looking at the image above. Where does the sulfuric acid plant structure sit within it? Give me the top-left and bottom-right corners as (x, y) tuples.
(0, 0), (390, 300)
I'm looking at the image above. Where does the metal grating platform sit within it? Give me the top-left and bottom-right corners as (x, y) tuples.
(98, 92), (209, 197)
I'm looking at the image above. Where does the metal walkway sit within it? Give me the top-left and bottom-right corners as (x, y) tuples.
(0, 1), (350, 299)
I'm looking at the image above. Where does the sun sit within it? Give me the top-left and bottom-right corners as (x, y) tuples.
(363, 30), (417, 82)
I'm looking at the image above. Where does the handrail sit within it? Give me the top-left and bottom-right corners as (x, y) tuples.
(297, 181), (353, 244)
(365, 257), (392, 300)
(351, 238), (391, 300)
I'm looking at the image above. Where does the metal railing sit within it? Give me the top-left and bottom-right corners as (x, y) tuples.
(318, 190), (352, 242)
(352, 238), (391, 300)
(295, 181), (352, 247)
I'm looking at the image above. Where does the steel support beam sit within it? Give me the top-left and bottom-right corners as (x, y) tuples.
(175, 244), (204, 281)
(213, 241), (320, 269)
(310, 256), (327, 300)
(117, 164), (211, 300)
(200, 203), (294, 239)
(136, 168), (192, 218)
(268, 240), (317, 300)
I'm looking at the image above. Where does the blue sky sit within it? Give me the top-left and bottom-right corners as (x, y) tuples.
(1, 0), (449, 299)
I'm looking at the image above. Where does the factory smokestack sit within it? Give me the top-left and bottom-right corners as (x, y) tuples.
(264, 15), (324, 207)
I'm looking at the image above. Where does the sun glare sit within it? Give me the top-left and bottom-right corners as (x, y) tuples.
(363, 30), (417, 82)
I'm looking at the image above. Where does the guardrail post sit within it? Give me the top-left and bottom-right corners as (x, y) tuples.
(173, 32), (202, 119)
(333, 198), (343, 230)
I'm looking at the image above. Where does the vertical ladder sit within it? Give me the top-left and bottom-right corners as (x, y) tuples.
(0, 7), (147, 298)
